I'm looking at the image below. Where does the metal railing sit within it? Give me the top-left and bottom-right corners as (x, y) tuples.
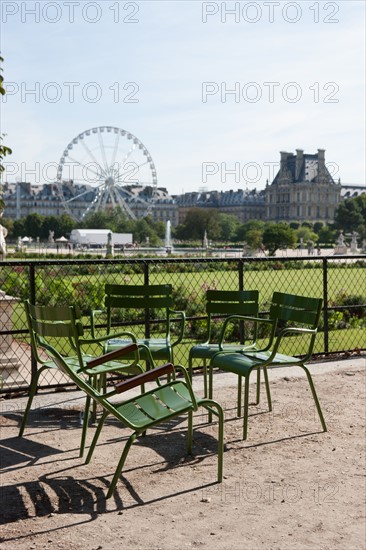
(0, 254), (365, 394)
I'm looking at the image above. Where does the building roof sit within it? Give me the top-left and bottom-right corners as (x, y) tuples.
(270, 149), (337, 186)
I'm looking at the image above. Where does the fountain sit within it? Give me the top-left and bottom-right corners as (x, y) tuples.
(203, 230), (209, 250)
(165, 220), (172, 254)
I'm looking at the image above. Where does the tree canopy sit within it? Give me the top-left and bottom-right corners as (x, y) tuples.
(262, 223), (296, 255)
(0, 55), (12, 211)
(334, 195), (366, 239)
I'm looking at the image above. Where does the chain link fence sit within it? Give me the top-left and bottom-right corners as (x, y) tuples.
(0, 255), (365, 394)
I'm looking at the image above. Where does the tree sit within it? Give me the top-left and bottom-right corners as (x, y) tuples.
(295, 226), (318, 245)
(0, 55), (12, 210)
(23, 213), (44, 239)
(175, 208), (219, 241)
(245, 228), (263, 250)
(42, 214), (76, 239)
(217, 213), (239, 242)
(262, 223), (296, 256)
(82, 210), (114, 231)
(235, 220), (265, 242)
(334, 195), (366, 238)
(313, 222), (324, 234)
(318, 225), (336, 245)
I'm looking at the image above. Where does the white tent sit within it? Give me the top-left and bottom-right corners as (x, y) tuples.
(69, 229), (132, 247)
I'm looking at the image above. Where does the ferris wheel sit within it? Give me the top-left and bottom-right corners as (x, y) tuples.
(56, 126), (158, 221)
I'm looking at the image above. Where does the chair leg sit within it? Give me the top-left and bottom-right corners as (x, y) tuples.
(262, 366), (272, 412)
(188, 355), (193, 384)
(85, 409), (109, 464)
(237, 375), (242, 417)
(187, 410), (193, 454)
(80, 394), (92, 458)
(202, 400), (224, 483)
(203, 359), (208, 398)
(255, 367), (261, 405)
(208, 364), (214, 423)
(106, 432), (138, 499)
(238, 368), (261, 417)
(18, 365), (48, 437)
(300, 365), (327, 432)
(243, 373), (250, 440)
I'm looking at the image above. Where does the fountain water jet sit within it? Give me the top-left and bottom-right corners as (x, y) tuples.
(165, 220), (172, 254)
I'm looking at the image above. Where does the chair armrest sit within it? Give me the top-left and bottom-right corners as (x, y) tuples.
(173, 364), (198, 410)
(218, 315), (274, 350)
(80, 343), (139, 371)
(271, 327), (318, 360)
(114, 363), (175, 393)
(279, 327), (317, 337)
(168, 309), (186, 346)
(90, 309), (105, 338)
(80, 331), (137, 347)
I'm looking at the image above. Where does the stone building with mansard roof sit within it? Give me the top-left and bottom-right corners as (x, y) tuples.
(265, 149), (342, 223)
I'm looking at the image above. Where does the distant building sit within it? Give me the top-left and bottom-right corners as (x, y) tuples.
(265, 149), (342, 223)
(1, 181), (179, 225)
(1, 181), (65, 218)
(1, 149), (364, 227)
(175, 188), (266, 224)
(340, 184), (366, 200)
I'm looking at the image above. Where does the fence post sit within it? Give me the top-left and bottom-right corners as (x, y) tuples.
(322, 258), (329, 354)
(29, 263), (38, 383)
(238, 259), (244, 291)
(143, 262), (151, 361)
(239, 260), (244, 343)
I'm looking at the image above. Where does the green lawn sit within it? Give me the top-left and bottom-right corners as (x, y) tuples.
(11, 264), (366, 362)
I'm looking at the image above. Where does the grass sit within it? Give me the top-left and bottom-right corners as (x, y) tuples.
(9, 263), (366, 366)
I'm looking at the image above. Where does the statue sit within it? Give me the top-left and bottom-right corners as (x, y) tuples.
(334, 230), (348, 255)
(48, 230), (55, 243)
(106, 231), (114, 257)
(336, 231), (345, 247)
(350, 232), (359, 252)
(0, 211), (7, 257)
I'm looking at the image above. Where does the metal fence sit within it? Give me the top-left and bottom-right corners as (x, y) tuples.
(0, 254), (365, 394)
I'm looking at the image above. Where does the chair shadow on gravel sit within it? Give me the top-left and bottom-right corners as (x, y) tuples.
(7, 406), (84, 435)
(1, 418), (221, 527)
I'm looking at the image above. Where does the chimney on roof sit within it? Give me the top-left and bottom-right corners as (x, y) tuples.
(280, 151), (290, 172)
(317, 149), (325, 172)
(295, 149), (303, 180)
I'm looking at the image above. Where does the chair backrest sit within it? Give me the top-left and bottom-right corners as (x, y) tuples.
(24, 300), (84, 370)
(267, 292), (323, 359)
(205, 289), (259, 341)
(104, 284), (173, 335)
(25, 303), (162, 431)
(269, 292), (322, 329)
(25, 306), (110, 409)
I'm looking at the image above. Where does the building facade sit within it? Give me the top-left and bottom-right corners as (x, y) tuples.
(265, 149), (342, 223)
(175, 188), (266, 224)
(1, 149), (364, 227)
(1, 181), (178, 226)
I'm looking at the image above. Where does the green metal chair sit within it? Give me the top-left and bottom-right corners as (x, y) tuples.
(209, 292), (327, 440)
(19, 300), (143, 457)
(91, 283), (185, 366)
(188, 289), (260, 401)
(33, 329), (224, 499)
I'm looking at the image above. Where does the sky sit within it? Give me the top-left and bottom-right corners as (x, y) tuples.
(1, 0), (365, 198)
